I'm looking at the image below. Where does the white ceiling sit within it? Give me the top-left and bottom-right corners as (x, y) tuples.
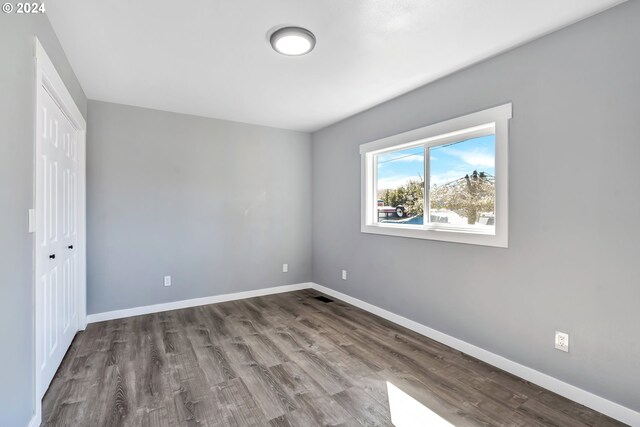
(47, 0), (624, 132)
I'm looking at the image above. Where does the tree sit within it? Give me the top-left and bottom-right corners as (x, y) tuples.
(379, 179), (424, 216)
(430, 171), (494, 224)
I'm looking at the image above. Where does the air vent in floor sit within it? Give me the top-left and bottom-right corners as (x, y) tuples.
(313, 296), (334, 303)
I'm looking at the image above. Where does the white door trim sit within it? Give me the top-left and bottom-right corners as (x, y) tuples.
(32, 37), (87, 426)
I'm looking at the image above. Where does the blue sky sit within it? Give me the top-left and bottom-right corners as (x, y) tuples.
(376, 135), (495, 190)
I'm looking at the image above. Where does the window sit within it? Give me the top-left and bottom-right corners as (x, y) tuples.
(360, 104), (511, 247)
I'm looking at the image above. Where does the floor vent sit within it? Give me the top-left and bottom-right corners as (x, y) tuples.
(313, 296), (334, 303)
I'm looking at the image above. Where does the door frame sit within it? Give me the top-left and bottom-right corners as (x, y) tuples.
(32, 37), (87, 424)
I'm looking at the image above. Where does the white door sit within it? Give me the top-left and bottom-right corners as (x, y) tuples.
(35, 86), (80, 398)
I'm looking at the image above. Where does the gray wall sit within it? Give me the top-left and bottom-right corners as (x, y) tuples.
(2, 2), (638, 425)
(0, 13), (87, 427)
(312, 1), (640, 412)
(87, 101), (312, 314)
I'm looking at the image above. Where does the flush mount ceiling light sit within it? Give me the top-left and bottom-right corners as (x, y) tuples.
(270, 27), (316, 56)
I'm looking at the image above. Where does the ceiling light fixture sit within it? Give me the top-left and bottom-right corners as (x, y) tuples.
(270, 27), (316, 56)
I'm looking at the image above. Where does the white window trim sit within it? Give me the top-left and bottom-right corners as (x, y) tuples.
(360, 103), (512, 248)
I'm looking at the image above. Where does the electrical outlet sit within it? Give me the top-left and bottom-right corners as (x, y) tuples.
(555, 331), (569, 352)
(282, 263), (288, 273)
(341, 270), (347, 280)
(164, 276), (171, 287)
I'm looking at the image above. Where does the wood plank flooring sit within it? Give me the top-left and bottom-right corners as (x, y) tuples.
(42, 290), (626, 426)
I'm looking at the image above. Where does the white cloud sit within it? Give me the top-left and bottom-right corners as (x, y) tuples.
(445, 148), (494, 168)
(377, 175), (421, 190)
(459, 152), (494, 168)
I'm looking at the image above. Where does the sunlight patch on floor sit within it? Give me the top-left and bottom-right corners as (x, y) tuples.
(387, 382), (454, 426)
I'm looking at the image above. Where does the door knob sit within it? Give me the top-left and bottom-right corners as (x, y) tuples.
(68, 245), (74, 249)
(49, 254), (56, 259)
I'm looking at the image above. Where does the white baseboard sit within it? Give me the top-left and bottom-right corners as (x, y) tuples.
(27, 406), (41, 427)
(86, 282), (313, 323)
(82, 280), (638, 425)
(309, 283), (639, 426)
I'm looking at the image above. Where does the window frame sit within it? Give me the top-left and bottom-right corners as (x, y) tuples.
(360, 103), (512, 248)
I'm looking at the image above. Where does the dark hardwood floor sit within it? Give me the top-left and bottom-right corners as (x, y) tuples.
(42, 289), (626, 426)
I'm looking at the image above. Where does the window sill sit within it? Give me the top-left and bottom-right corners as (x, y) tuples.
(361, 223), (508, 248)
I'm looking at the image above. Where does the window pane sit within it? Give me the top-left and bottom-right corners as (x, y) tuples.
(376, 146), (424, 225)
(429, 135), (495, 231)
